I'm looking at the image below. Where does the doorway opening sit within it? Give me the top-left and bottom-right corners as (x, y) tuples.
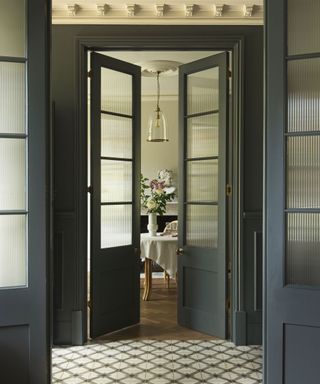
(86, 49), (233, 341)
(52, 31), (264, 383)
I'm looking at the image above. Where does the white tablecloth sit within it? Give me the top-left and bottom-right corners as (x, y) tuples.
(140, 233), (178, 277)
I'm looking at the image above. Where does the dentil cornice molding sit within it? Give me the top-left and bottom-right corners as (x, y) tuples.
(53, 1), (263, 25)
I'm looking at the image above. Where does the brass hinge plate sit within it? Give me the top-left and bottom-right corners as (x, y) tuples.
(87, 185), (93, 194)
(88, 70), (92, 78)
(226, 184), (232, 197)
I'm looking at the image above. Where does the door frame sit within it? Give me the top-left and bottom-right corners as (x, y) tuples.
(75, 34), (245, 344)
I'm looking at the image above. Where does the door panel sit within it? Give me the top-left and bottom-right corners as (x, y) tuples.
(0, 0), (50, 382)
(178, 53), (228, 338)
(266, 0), (320, 382)
(90, 52), (140, 338)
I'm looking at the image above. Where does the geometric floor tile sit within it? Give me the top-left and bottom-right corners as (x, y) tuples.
(52, 340), (262, 383)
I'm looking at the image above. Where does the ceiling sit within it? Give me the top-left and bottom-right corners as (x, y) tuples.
(96, 51), (219, 97)
(52, 1), (263, 25)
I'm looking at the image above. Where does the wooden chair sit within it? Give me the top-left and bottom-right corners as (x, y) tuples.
(162, 220), (178, 236)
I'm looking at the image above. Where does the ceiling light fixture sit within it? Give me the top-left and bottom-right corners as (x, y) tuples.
(147, 71), (168, 142)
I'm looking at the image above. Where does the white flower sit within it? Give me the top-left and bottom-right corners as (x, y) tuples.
(146, 198), (157, 210)
(155, 188), (164, 195)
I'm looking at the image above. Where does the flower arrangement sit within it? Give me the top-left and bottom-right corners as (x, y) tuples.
(141, 174), (175, 215)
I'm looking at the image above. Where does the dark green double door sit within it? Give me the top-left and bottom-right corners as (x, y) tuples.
(90, 51), (229, 339)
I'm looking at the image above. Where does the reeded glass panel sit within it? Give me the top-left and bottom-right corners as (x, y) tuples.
(101, 205), (132, 248)
(288, 58), (320, 133)
(287, 136), (320, 208)
(0, 62), (26, 134)
(101, 160), (132, 203)
(0, 139), (26, 210)
(0, 0), (26, 58)
(0, 215), (27, 288)
(186, 205), (218, 248)
(101, 114), (132, 159)
(187, 113), (219, 158)
(187, 160), (218, 202)
(286, 213), (320, 286)
(288, 0), (320, 55)
(101, 67), (132, 116)
(187, 67), (219, 115)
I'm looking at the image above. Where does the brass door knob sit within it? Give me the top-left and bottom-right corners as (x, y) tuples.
(176, 248), (184, 256)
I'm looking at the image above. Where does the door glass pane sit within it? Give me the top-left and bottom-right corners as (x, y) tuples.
(186, 205), (218, 248)
(101, 114), (132, 159)
(101, 205), (132, 248)
(286, 213), (320, 286)
(287, 136), (320, 208)
(288, 58), (320, 133)
(187, 160), (218, 202)
(0, 138), (26, 210)
(101, 160), (132, 203)
(101, 67), (132, 116)
(288, 0), (320, 55)
(187, 113), (219, 158)
(0, 62), (26, 134)
(0, 215), (26, 288)
(0, 0), (26, 58)
(187, 67), (219, 115)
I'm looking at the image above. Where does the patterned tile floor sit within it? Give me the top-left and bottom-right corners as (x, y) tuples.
(52, 339), (262, 384)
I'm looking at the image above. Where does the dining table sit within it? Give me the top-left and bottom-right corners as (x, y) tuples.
(140, 232), (178, 301)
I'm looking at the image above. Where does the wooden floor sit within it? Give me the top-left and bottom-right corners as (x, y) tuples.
(98, 276), (216, 341)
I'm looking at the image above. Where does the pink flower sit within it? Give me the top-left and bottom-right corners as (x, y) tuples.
(150, 179), (165, 191)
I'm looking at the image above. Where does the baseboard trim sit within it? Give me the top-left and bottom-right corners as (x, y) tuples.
(233, 310), (247, 345)
(72, 310), (85, 345)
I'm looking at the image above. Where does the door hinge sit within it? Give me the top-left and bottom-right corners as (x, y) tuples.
(228, 69), (232, 78)
(226, 184), (232, 197)
(87, 185), (93, 194)
(88, 70), (92, 78)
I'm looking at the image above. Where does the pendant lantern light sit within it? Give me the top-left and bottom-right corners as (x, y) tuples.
(147, 71), (168, 142)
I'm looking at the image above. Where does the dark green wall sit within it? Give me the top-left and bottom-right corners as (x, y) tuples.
(52, 24), (263, 345)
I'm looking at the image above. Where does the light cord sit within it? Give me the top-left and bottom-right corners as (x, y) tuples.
(156, 71), (160, 110)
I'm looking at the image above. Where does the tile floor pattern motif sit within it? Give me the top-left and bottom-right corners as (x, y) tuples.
(52, 340), (262, 384)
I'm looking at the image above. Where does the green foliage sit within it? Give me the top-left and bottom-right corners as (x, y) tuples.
(140, 173), (175, 215)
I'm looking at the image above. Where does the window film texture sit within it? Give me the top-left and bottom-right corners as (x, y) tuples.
(0, 139), (26, 210)
(101, 67), (132, 116)
(187, 67), (219, 115)
(288, 0), (320, 55)
(0, 62), (26, 134)
(0, 215), (26, 288)
(287, 213), (320, 286)
(101, 114), (132, 159)
(186, 205), (218, 249)
(101, 160), (132, 203)
(101, 205), (132, 249)
(0, 0), (25, 58)
(187, 113), (219, 158)
(288, 59), (320, 133)
(187, 160), (218, 203)
(287, 136), (320, 208)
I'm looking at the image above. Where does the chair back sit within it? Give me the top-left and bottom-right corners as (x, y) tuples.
(163, 220), (178, 236)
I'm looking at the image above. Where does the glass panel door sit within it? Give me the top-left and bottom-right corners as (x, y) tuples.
(0, 0), (50, 382)
(178, 53), (228, 338)
(266, 1), (320, 382)
(285, 4), (320, 286)
(90, 52), (140, 338)
(0, 2), (27, 289)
